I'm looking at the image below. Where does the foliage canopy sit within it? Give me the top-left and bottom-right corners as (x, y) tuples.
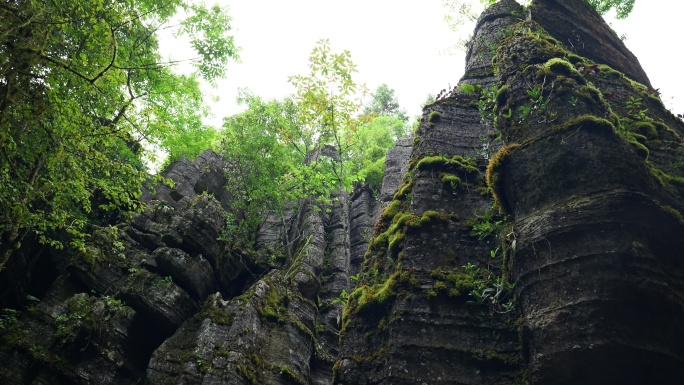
(219, 42), (408, 249)
(587, 0), (635, 19)
(0, 0), (239, 269)
(364, 84), (409, 123)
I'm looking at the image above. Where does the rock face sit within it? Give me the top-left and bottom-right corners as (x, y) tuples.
(337, 0), (684, 384)
(2, 1), (684, 384)
(492, 1), (684, 383)
(0, 151), (231, 384)
(0, 145), (381, 384)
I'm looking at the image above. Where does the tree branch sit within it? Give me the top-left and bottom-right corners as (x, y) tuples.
(90, 26), (117, 84)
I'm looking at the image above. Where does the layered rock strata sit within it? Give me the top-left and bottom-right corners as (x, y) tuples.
(337, 0), (684, 384)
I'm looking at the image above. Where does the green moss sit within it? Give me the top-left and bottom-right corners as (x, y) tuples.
(574, 84), (604, 106)
(387, 232), (406, 258)
(393, 180), (414, 200)
(634, 134), (649, 145)
(28, 346), (70, 373)
(415, 155), (444, 169)
(496, 85), (509, 106)
(626, 77), (649, 94)
(550, 115), (616, 139)
(628, 139), (650, 159)
(633, 121), (658, 139)
(350, 347), (391, 365)
(565, 53), (586, 65)
(521, 28), (568, 59)
(429, 266), (483, 299)
(347, 270), (401, 317)
(666, 174), (684, 188)
(551, 75), (578, 92)
(54, 294), (131, 345)
(415, 154), (478, 173)
(486, 144), (519, 213)
(441, 173), (461, 189)
(428, 110), (442, 126)
(541, 58), (586, 84)
(648, 166), (672, 190)
(377, 317), (389, 330)
(368, 232), (388, 253)
(653, 121), (680, 138)
(662, 205), (684, 225)
(410, 210), (449, 227)
(379, 211), (441, 256)
(237, 364), (258, 385)
(257, 286), (286, 322)
(197, 301), (234, 325)
(464, 68), (496, 79)
(647, 165), (684, 200)
(279, 365), (307, 385)
(471, 347), (521, 365)
(79, 245), (104, 266)
(544, 36), (562, 46)
(332, 360), (342, 379)
(608, 112), (621, 127)
(597, 64), (623, 79)
(341, 270), (419, 332)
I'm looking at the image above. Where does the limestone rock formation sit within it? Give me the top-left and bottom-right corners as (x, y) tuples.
(0, 142), (381, 384)
(337, 0), (684, 384)
(2, 1), (684, 384)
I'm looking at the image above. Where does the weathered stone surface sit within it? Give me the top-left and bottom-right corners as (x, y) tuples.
(335, 4), (524, 384)
(153, 247), (217, 301)
(337, 296), (521, 384)
(147, 269), (319, 385)
(529, 0), (652, 87)
(146, 292), (260, 385)
(0, 277), (141, 385)
(349, 187), (377, 278)
(380, 135), (413, 203)
(511, 192), (684, 384)
(337, 1), (684, 385)
(0, 151), (234, 384)
(464, 0), (525, 82)
(0, 238), (55, 310)
(491, 2), (684, 383)
(149, 150), (231, 210)
(131, 194), (225, 268)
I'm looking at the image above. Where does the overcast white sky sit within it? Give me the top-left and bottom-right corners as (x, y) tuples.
(159, 0), (684, 126)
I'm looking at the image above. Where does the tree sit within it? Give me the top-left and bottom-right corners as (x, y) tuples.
(220, 41), (410, 249)
(219, 40), (369, 250)
(0, 0), (239, 270)
(363, 83), (409, 123)
(288, 39), (370, 192)
(349, 115), (405, 191)
(588, 0), (635, 18)
(219, 90), (306, 248)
